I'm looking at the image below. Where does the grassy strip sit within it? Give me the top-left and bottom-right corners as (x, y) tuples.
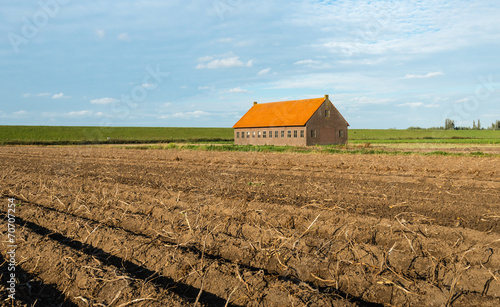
(349, 129), (500, 140)
(349, 138), (500, 144)
(121, 143), (498, 157)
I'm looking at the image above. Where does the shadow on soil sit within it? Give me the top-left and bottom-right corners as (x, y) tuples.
(0, 211), (230, 307)
(0, 252), (79, 306)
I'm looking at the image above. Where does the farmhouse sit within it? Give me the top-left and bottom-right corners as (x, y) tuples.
(233, 95), (349, 146)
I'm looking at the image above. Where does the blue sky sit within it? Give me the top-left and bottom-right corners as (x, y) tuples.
(1, 0), (499, 128)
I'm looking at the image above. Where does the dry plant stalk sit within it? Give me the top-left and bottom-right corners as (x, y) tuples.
(292, 214), (320, 249)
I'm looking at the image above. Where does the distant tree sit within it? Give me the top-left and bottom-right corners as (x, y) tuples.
(486, 121), (499, 130)
(445, 119), (455, 130)
(478, 119), (481, 130)
(473, 120), (477, 130)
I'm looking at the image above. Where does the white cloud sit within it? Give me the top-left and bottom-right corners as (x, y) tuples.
(35, 92), (51, 97)
(338, 58), (387, 65)
(227, 87), (248, 93)
(13, 110), (27, 116)
(294, 59), (321, 65)
(142, 83), (156, 89)
(67, 110), (93, 116)
(347, 96), (391, 105)
(268, 73), (378, 90)
(322, 41), (387, 56)
(96, 29), (105, 39)
(234, 40), (253, 47)
(171, 111), (210, 119)
(397, 102), (439, 108)
(52, 93), (69, 99)
(258, 68), (271, 75)
(424, 103), (440, 108)
(198, 55), (214, 62)
(217, 37), (233, 43)
(42, 110), (107, 118)
(198, 86), (214, 90)
(434, 97), (449, 102)
(454, 97), (469, 103)
(403, 71), (444, 79)
(117, 32), (130, 41)
(90, 97), (119, 104)
(196, 56), (253, 69)
(397, 102), (424, 107)
(24, 92), (51, 98)
(269, 73), (334, 89)
(311, 0), (500, 60)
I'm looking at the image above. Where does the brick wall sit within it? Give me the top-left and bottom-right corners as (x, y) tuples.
(305, 99), (348, 145)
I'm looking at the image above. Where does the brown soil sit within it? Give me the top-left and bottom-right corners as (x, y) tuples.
(0, 146), (499, 306)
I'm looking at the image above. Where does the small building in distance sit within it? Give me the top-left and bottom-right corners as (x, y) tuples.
(233, 95), (349, 146)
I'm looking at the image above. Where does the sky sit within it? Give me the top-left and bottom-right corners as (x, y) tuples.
(1, 0), (500, 129)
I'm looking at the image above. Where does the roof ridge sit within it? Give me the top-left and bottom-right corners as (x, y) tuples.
(257, 97), (324, 105)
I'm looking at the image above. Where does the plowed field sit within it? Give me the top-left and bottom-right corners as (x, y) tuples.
(1, 146), (499, 306)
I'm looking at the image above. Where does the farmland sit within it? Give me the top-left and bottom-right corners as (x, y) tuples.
(0, 125), (499, 145)
(1, 146), (499, 306)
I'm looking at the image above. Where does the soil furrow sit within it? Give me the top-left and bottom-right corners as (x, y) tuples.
(0, 213), (195, 307)
(1, 203), (359, 306)
(6, 192), (500, 306)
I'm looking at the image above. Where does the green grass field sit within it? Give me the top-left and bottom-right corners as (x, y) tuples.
(349, 129), (500, 144)
(0, 126), (498, 145)
(0, 126), (233, 145)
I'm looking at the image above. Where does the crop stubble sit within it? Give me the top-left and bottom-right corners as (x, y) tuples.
(0, 146), (499, 306)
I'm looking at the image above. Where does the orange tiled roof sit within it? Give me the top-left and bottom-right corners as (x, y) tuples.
(233, 97), (325, 128)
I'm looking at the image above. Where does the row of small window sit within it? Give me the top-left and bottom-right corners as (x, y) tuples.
(236, 130), (306, 139)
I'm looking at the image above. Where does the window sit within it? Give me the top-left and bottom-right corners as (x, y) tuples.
(252, 131), (256, 138)
(325, 109), (331, 118)
(287, 130), (292, 138)
(247, 131), (250, 138)
(263, 131), (266, 138)
(311, 129), (317, 138)
(339, 130), (344, 138)
(258, 131), (261, 138)
(300, 130), (304, 138)
(294, 130), (297, 138)
(241, 132), (244, 138)
(275, 131), (279, 138)
(281, 131), (285, 137)
(269, 130), (272, 138)
(236, 132), (240, 138)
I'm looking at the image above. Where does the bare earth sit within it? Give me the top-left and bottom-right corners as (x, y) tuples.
(0, 146), (499, 306)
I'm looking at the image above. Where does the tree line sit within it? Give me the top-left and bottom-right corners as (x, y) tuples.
(408, 119), (500, 130)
